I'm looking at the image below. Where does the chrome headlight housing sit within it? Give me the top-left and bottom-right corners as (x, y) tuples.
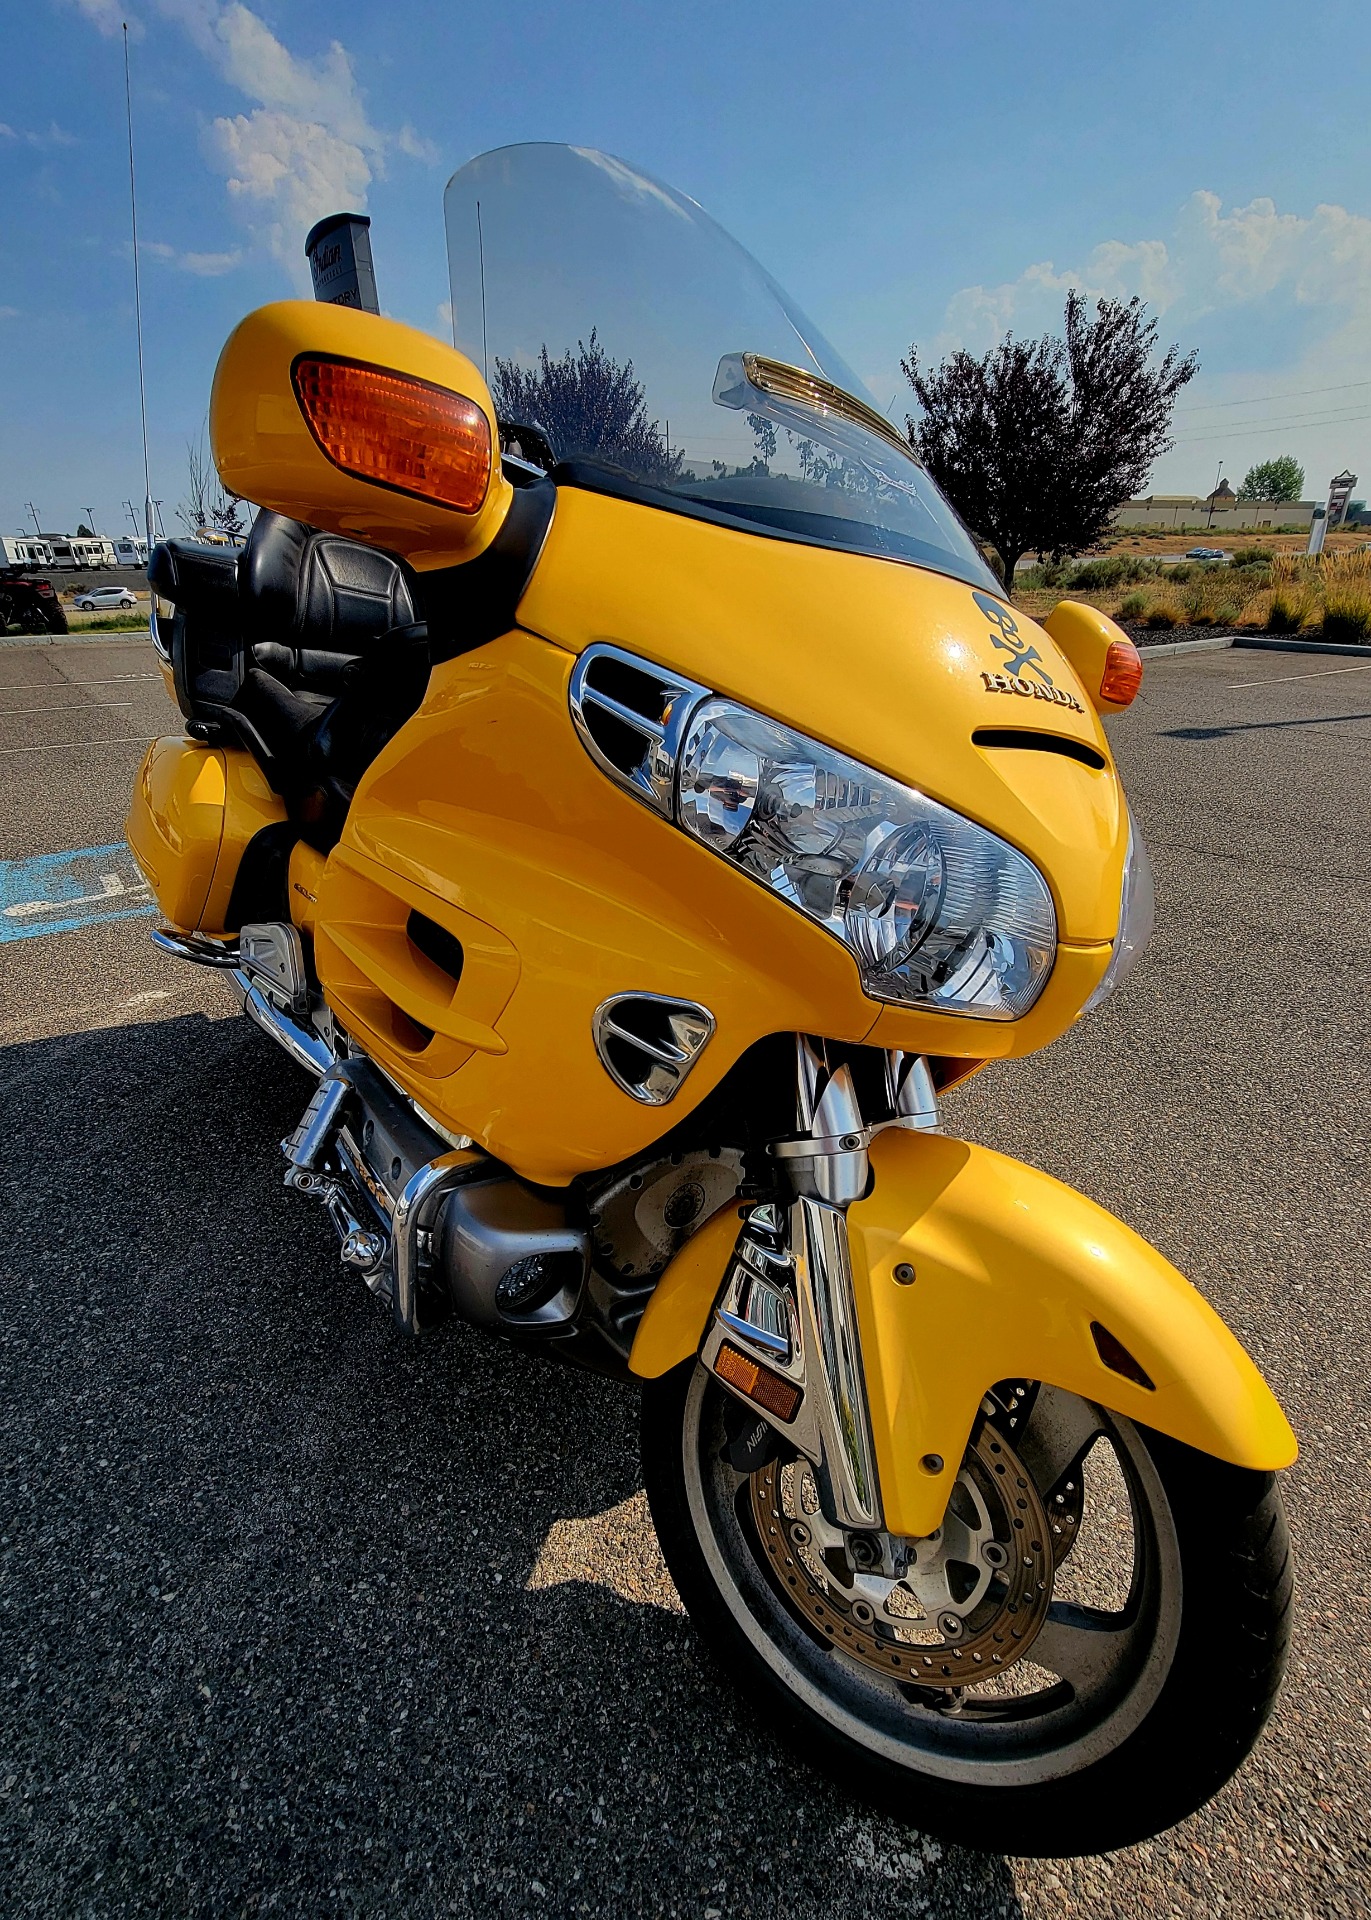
(1081, 812), (1154, 1014)
(569, 646), (1058, 1021)
(678, 700), (1056, 1020)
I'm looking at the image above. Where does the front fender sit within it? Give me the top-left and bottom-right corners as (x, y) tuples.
(629, 1130), (1296, 1537)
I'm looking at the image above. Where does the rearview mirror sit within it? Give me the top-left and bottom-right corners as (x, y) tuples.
(210, 301), (514, 569)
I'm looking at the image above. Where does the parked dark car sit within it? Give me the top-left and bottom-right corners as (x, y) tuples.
(0, 569), (70, 634)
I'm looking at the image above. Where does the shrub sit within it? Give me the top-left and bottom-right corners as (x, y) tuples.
(1144, 604), (1179, 629)
(1322, 592), (1371, 643)
(1229, 546), (1275, 568)
(1265, 592), (1304, 634)
(1166, 562), (1195, 583)
(1064, 554), (1159, 591)
(1118, 592), (1148, 619)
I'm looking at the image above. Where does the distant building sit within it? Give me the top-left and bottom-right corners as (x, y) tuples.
(1115, 495), (1317, 531)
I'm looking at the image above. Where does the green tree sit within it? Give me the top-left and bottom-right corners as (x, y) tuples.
(1236, 456), (1304, 503)
(490, 331), (680, 483)
(903, 292), (1197, 588)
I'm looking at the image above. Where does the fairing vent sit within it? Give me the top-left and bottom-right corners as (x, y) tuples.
(593, 992), (716, 1105)
(972, 727), (1107, 771)
(569, 643), (708, 816)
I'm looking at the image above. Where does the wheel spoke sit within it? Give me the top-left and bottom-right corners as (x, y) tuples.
(1016, 1384), (1104, 1495)
(1032, 1600), (1141, 1699)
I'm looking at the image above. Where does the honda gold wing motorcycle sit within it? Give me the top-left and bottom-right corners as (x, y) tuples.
(127, 143), (1295, 1855)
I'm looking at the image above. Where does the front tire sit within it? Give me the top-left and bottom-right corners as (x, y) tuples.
(642, 1363), (1292, 1856)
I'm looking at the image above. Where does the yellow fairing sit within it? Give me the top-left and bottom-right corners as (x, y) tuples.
(517, 489), (1127, 943)
(631, 1128), (1297, 1536)
(126, 737), (285, 934)
(319, 631), (882, 1183)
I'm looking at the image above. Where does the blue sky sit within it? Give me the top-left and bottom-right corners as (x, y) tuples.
(3, 0), (1369, 539)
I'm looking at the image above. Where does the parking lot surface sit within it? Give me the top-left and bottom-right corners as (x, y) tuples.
(1, 636), (1368, 1917)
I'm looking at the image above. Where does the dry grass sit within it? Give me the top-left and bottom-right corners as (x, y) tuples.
(1015, 542), (1371, 640)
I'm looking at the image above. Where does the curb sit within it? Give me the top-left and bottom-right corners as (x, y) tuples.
(1136, 635), (1235, 658)
(1231, 635), (1371, 659)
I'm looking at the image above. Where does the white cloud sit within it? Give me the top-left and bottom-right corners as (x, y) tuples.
(64, 0), (134, 38)
(395, 123), (440, 165)
(925, 191), (1371, 492)
(68, 1), (436, 282)
(1, 119), (79, 149)
(0, 306), (20, 320)
(143, 238), (243, 274)
(209, 110), (371, 285)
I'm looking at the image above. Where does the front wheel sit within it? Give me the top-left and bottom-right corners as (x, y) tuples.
(641, 1364), (1292, 1856)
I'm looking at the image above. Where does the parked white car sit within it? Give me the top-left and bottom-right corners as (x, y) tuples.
(74, 586), (139, 611)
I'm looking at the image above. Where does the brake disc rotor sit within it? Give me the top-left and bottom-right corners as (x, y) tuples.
(750, 1423), (1053, 1687)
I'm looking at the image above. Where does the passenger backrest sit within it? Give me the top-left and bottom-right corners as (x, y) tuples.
(239, 512), (417, 696)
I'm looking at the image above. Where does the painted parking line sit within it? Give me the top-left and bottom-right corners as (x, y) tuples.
(0, 843), (155, 944)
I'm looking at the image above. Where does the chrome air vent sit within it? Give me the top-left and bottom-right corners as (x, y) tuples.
(569, 643), (709, 817)
(593, 992), (716, 1105)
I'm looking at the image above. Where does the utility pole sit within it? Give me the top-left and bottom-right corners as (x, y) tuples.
(1206, 460), (1224, 529)
(123, 500), (138, 530)
(25, 502), (43, 535)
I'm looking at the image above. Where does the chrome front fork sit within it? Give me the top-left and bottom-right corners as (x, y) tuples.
(701, 1037), (940, 1530)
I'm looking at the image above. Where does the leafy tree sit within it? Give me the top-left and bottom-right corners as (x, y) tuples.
(490, 330), (680, 483)
(1236, 456), (1304, 503)
(76, 522), (94, 538)
(176, 428), (245, 541)
(903, 292), (1198, 587)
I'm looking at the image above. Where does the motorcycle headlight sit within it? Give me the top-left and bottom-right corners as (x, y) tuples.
(677, 699), (1057, 1020)
(1081, 813), (1154, 1014)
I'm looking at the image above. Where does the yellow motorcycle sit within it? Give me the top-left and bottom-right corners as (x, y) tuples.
(128, 143), (1295, 1854)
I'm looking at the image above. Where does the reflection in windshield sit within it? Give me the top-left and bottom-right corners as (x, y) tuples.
(445, 144), (1002, 596)
(490, 330), (680, 482)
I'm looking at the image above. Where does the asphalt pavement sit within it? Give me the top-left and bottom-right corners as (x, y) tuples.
(1, 634), (1368, 1917)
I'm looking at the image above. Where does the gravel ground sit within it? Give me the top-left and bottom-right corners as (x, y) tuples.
(1, 637), (1368, 1917)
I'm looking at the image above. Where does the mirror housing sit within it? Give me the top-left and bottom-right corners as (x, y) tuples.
(210, 301), (514, 569)
(1043, 600), (1143, 714)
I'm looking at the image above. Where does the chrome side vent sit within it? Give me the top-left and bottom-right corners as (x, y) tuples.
(569, 643), (709, 816)
(593, 992), (716, 1105)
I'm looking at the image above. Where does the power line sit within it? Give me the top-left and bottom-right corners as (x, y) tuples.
(1173, 411), (1371, 447)
(1176, 401), (1371, 436)
(1177, 378), (1371, 414)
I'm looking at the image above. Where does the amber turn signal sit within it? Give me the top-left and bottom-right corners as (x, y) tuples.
(291, 355), (492, 513)
(714, 1343), (802, 1423)
(1099, 640), (1143, 708)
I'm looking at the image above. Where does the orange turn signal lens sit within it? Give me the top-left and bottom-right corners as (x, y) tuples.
(1099, 639), (1143, 708)
(714, 1343), (802, 1423)
(292, 355), (492, 513)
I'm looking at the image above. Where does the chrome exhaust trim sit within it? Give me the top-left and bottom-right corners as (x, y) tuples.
(235, 969), (333, 1077)
(151, 926), (241, 968)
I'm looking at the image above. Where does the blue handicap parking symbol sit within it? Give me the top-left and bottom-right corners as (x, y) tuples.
(0, 842), (156, 945)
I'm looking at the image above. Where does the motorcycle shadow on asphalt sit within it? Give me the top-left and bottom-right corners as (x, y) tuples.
(0, 1011), (1026, 1917)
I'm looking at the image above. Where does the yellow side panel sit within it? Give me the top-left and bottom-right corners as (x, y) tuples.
(288, 839), (327, 935)
(126, 738), (227, 930)
(324, 632), (883, 1185)
(847, 1130), (1297, 1536)
(126, 739), (286, 935)
(201, 750), (289, 934)
(516, 488), (1127, 942)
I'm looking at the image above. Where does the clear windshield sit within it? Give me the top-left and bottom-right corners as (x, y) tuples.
(444, 144), (1000, 595)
